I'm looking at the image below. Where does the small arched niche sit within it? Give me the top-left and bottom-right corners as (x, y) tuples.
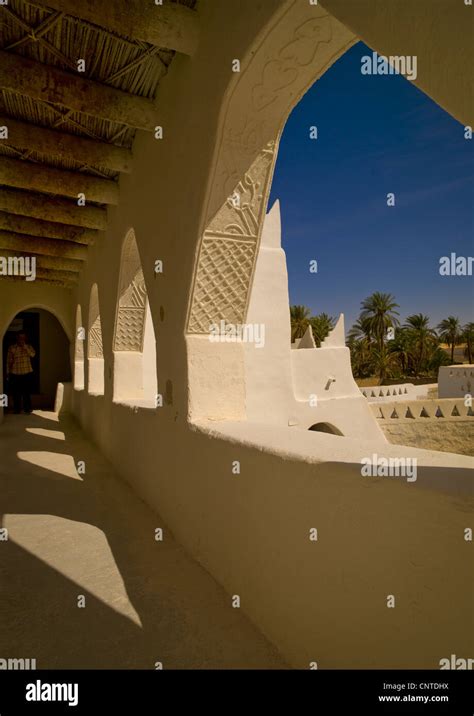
(308, 422), (344, 436)
(74, 304), (85, 391)
(113, 230), (157, 406)
(87, 284), (104, 395)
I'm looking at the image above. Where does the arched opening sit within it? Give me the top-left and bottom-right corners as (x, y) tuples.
(272, 41), (472, 390)
(74, 305), (85, 391)
(185, 2), (471, 426)
(185, 5), (356, 422)
(308, 422), (344, 436)
(113, 230), (157, 406)
(88, 284), (104, 396)
(2, 308), (71, 412)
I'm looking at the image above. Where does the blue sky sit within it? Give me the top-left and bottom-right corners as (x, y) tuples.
(269, 42), (474, 332)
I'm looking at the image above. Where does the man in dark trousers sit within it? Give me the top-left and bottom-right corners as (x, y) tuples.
(6, 332), (36, 414)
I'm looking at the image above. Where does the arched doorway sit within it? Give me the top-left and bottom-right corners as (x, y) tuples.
(2, 308), (71, 412)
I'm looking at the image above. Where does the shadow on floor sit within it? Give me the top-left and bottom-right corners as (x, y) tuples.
(0, 412), (285, 669)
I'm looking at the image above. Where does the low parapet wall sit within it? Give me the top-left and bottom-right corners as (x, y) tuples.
(361, 384), (414, 399)
(371, 398), (473, 421)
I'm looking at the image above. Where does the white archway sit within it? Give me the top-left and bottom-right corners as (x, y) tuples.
(88, 283), (104, 395)
(113, 229), (157, 405)
(74, 304), (85, 391)
(185, 2), (356, 420)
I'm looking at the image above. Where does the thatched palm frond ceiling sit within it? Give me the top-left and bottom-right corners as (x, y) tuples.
(0, 0), (198, 287)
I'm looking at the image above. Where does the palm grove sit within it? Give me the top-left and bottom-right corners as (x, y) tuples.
(290, 293), (473, 382)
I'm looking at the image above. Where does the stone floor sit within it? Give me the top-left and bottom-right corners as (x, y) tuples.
(0, 411), (285, 669)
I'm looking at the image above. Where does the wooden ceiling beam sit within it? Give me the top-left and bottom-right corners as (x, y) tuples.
(0, 248), (82, 274)
(0, 156), (119, 204)
(0, 51), (157, 131)
(0, 187), (107, 230)
(0, 212), (98, 245)
(0, 231), (88, 261)
(33, 0), (200, 55)
(0, 273), (75, 288)
(0, 115), (133, 173)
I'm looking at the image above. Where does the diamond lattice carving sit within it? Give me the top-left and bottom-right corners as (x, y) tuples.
(89, 318), (103, 359)
(187, 142), (276, 333)
(114, 267), (147, 351)
(115, 307), (146, 351)
(188, 238), (257, 333)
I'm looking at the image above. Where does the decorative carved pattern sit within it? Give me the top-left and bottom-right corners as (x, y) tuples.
(187, 142), (275, 333)
(215, 13), (334, 210)
(114, 267), (147, 351)
(88, 285), (104, 359)
(188, 238), (257, 333)
(115, 306), (146, 351)
(89, 317), (103, 359)
(186, 5), (349, 334)
(252, 17), (333, 112)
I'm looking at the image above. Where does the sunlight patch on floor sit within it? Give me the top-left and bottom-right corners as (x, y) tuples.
(4, 515), (142, 628)
(30, 411), (60, 423)
(26, 428), (66, 441)
(17, 451), (83, 480)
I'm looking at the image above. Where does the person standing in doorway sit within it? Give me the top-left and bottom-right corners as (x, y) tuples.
(6, 332), (36, 414)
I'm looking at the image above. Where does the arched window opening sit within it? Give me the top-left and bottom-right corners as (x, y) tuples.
(74, 304), (85, 391)
(309, 422), (344, 436)
(113, 230), (157, 406)
(88, 284), (104, 396)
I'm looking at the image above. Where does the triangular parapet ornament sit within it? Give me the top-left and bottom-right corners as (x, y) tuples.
(298, 324), (316, 349)
(187, 141), (277, 334)
(321, 313), (345, 347)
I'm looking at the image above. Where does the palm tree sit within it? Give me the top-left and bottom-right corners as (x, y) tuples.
(310, 313), (335, 347)
(388, 327), (411, 376)
(347, 316), (372, 344)
(436, 316), (461, 362)
(290, 305), (311, 343)
(404, 314), (438, 376)
(370, 345), (398, 382)
(348, 338), (372, 378)
(427, 345), (451, 372)
(360, 292), (400, 351)
(462, 322), (474, 363)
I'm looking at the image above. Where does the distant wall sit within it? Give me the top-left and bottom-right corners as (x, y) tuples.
(382, 420), (474, 457)
(37, 309), (71, 406)
(438, 365), (474, 398)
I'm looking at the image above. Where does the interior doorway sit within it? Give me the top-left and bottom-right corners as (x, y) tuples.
(2, 309), (71, 411)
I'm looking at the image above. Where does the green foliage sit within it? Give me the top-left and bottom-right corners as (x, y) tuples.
(290, 306), (335, 345)
(436, 316), (461, 362)
(310, 313), (336, 347)
(291, 296), (471, 382)
(347, 294), (470, 382)
(289, 305), (311, 342)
